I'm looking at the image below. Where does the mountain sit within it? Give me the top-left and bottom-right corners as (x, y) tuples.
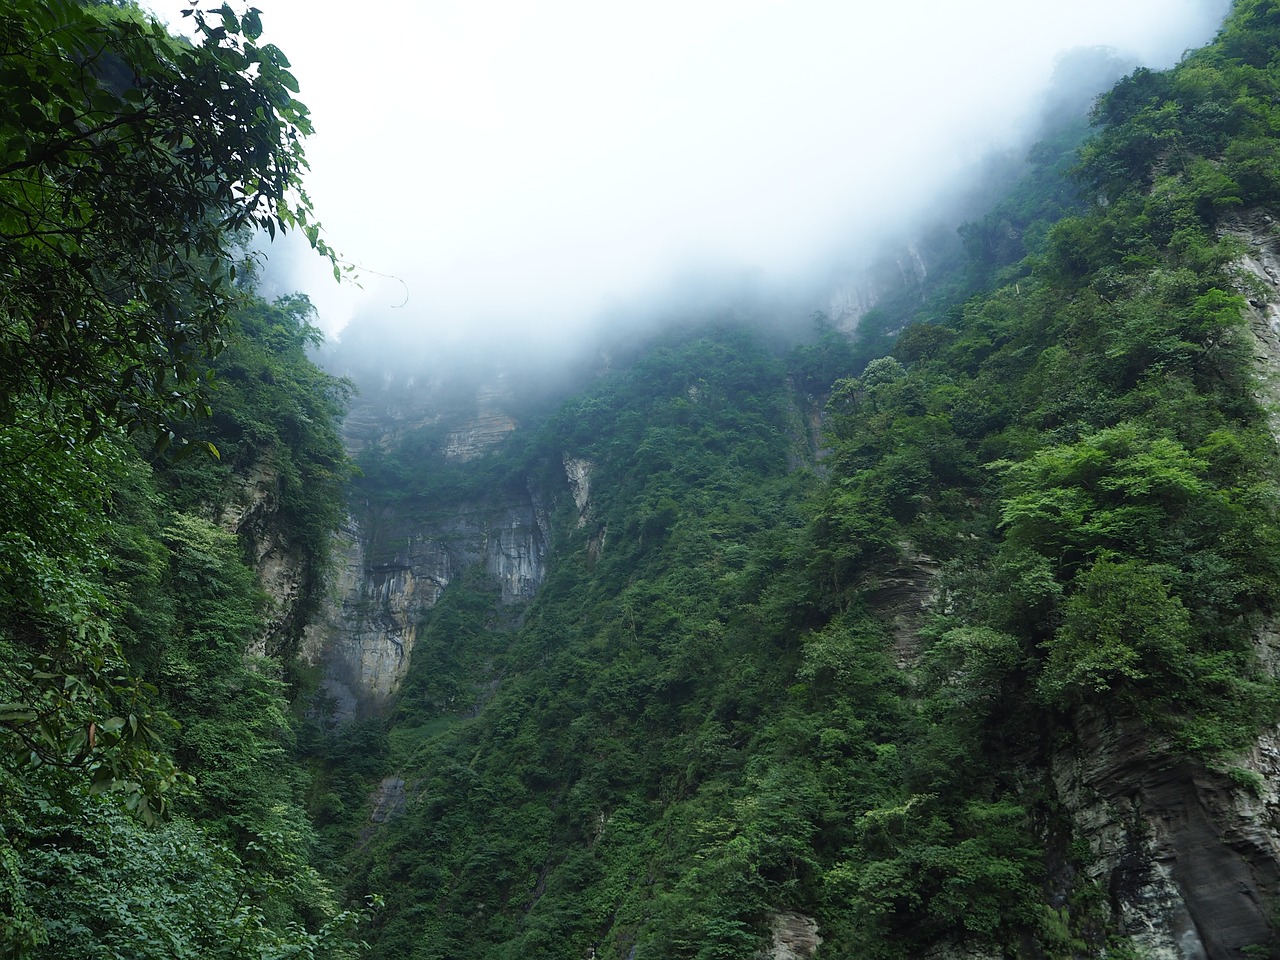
(303, 3), (1280, 958)
(6, 2), (1280, 960)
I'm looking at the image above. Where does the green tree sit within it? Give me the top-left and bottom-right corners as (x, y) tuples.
(0, 0), (334, 447)
(0, 0), (335, 803)
(1039, 559), (1193, 706)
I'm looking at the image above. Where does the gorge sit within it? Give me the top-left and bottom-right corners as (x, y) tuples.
(6, 2), (1280, 959)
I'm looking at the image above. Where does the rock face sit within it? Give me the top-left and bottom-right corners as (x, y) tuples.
(827, 238), (938, 332)
(1052, 708), (1280, 958)
(300, 357), (588, 719)
(1223, 209), (1280, 434)
(443, 377), (518, 461)
(303, 491), (552, 720)
(564, 457), (593, 528)
(866, 542), (941, 669)
(217, 455), (308, 657)
(1038, 207), (1280, 959)
(757, 911), (821, 960)
(369, 776), (407, 825)
(331, 355), (521, 460)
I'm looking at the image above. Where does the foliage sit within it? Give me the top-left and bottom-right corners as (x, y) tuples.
(0, 309), (361, 956)
(0, 0), (335, 449)
(1, 767), (367, 960)
(154, 289), (356, 645)
(0, 413), (183, 825)
(0, 2), (362, 956)
(318, 3), (1280, 957)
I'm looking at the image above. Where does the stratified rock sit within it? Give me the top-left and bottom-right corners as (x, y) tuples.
(303, 493), (551, 721)
(865, 542), (941, 669)
(369, 776), (407, 824)
(1052, 705), (1280, 958)
(217, 454), (307, 657)
(757, 911), (821, 960)
(301, 356), (564, 720)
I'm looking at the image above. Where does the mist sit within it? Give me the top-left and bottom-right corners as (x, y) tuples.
(187, 0), (1231, 352)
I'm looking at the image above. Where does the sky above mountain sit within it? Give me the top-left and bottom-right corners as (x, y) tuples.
(154, 0), (1229, 342)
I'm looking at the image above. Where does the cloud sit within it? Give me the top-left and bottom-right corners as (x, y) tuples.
(151, 0), (1230, 343)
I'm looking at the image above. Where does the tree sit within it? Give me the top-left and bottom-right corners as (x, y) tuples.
(0, 0), (333, 810)
(0, 0), (334, 447)
(1039, 559), (1193, 707)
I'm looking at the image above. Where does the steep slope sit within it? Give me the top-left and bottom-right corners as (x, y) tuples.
(299, 355), (568, 719)
(0, 3), (372, 955)
(0, 287), (366, 959)
(305, 4), (1280, 959)
(323, 329), (836, 959)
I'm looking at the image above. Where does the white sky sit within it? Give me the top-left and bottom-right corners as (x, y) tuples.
(153, 1), (1228, 341)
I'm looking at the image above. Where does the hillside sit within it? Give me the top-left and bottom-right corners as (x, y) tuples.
(6, 2), (1280, 960)
(307, 3), (1280, 958)
(0, 4), (367, 957)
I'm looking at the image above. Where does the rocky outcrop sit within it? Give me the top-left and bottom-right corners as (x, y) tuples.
(443, 377), (518, 461)
(827, 240), (936, 332)
(303, 491), (551, 720)
(369, 776), (408, 825)
(920, 946), (1002, 960)
(757, 911), (821, 960)
(1051, 707), (1280, 958)
(866, 543), (941, 669)
(217, 454), (308, 657)
(1223, 209), (1280, 437)
(564, 456), (593, 528)
(334, 360), (521, 461)
(295, 353), (572, 719)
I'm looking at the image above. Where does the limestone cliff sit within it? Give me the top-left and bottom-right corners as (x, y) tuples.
(757, 911), (821, 960)
(301, 361), (584, 720)
(303, 491), (552, 720)
(216, 454), (309, 658)
(826, 239), (934, 333)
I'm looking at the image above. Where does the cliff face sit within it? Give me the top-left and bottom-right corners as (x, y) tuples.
(301, 363), (575, 720)
(303, 492), (551, 719)
(847, 210), (1280, 958)
(1051, 709), (1280, 959)
(1223, 209), (1280, 434)
(1034, 209), (1280, 959)
(216, 455), (308, 658)
(827, 239), (934, 333)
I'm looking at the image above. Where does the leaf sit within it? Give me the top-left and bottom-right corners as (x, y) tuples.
(243, 9), (262, 40)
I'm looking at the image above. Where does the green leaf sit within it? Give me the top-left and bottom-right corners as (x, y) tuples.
(243, 9), (262, 40)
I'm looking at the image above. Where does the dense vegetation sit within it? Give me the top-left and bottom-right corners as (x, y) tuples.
(0, 2), (362, 957)
(320, 2), (1280, 958)
(8, 0), (1280, 957)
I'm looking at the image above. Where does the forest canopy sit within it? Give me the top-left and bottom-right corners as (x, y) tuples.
(0, 3), (362, 957)
(0, 0), (333, 446)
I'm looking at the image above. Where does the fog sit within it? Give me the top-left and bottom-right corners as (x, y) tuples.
(159, 1), (1229, 349)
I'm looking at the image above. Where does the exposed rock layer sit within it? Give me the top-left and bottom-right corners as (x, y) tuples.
(303, 493), (551, 720)
(300, 364), (564, 718)
(757, 911), (821, 960)
(217, 455), (307, 657)
(1052, 708), (1280, 958)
